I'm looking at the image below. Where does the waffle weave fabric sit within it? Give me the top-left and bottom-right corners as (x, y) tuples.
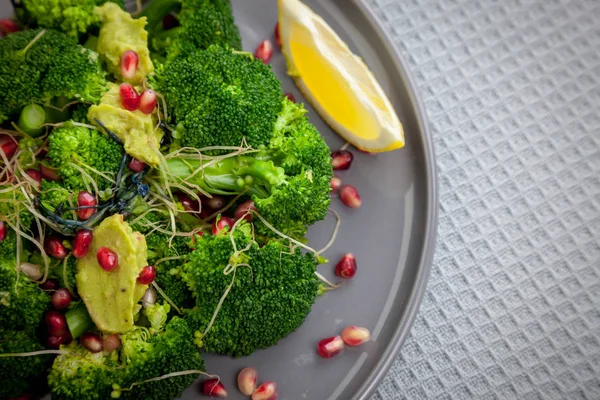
(367, 0), (600, 399)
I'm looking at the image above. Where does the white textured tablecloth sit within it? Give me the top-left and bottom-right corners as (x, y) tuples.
(367, 0), (600, 398)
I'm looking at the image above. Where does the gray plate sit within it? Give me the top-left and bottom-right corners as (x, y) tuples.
(1, 0), (438, 399)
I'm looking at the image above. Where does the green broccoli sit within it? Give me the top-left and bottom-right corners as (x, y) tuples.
(182, 222), (319, 357)
(16, 0), (125, 38)
(166, 99), (332, 238)
(0, 329), (53, 399)
(0, 29), (106, 123)
(45, 124), (124, 192)
(48, 317), (205, 400)
(154, 45), (283, 150)
(140, 0), (242, 60)
(0, 231), (51, 331)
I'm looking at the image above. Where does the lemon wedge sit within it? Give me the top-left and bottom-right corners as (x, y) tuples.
(278, 0), (404, 152)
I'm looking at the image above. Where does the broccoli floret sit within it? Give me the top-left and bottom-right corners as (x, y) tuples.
(166, 99), (332, 238)
(140, 0), (242, 60)
(38, 179), (74, 213)
(48, 317), (204, 400)
(0, 185), (35, 229)
(0, 329), (53, 399)
(0, 231), (51, 331)
(0, 29), (106, 123)
(155, 45), (283, 150)
(17, 0), (125, 38)
(182, 223), (319, 357)
(46, 124), (124, 192)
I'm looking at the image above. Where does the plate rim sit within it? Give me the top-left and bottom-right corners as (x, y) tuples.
(347, 1), (439, 399)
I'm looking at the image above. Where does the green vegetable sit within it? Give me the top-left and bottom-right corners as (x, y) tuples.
(65, 302), (95, 339)
(18, 103), (46, 137)
(17, 0), (125, 38)
(154, 45), (283, 150)
(48, 317), (204, 400)
(182, 222), (320, 357)
(140, 0), (242, 60)
(0, 29), (107, 123)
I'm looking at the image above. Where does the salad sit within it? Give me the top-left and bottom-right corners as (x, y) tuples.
(0, 0), (400, 399)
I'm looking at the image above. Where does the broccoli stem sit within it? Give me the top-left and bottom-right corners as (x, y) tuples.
(18, 103), (46, 137)
(65, 303), (94, 339)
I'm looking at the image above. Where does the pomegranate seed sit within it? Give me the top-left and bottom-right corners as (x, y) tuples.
(51, 288), (72, 310)
(120, 50), (139, 80)
(335, 253), (357, 278)
(40, 161), (61, 181)
(205, 195), (226, 210)
(45, 311), (68, 337)
(254, 40), (273, 64)
(274, 23), (282, 47)
(340, 185), (362, 208)
(77, 191), (97, 220)
(128, 158), (146, 172)
(61, 331), (73, 345)
(0, 221), (6, 242)
(46, 335), (63, 349)
(73, 230), (93, 259)
(177, 192), (200, 214)
(317, 336), (344, 358)
(139, 89), (157, 114)
(97, 247), (118, 271)
(102, 334), (121, 353)
(237, 367), (257, 396)
(203, 379), (228, 398)
(252, 381), (278, 400)
(330, 176), (342, 193)
(0, 19), (19, 37)
(40, 279), (59, 291)
(80, 332), (103, 353)
(212, 216), (235, 235)
(284, 92), (295, 102)
(25, 168), (42, 186)
(120, 83), (140, 111)
(0, 135), (18, 160)
(331, 150), (354, 170)
(45, 237), (67, 259)
(341, 326), (371, 346)
(234, 199), (257, 222)
(162, 13), (179, 29)
(137, 265), (156, 285)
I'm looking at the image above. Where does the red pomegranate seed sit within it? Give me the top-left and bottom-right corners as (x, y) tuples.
(40, 279), (59, 291)
(254, 40), (273, 64)
(120, 50), (139, 80)
(45, 237), (67, 259)
(139, 89), (157, 115)
(46, 335), (63, 349)
(120, 83), (140, 111)
(330, 176), (342, 193)
(61, 331), (73, 345)
(234, 199), (257, 221)
(177, 192), (200, 214)
(162, 13), (179, 29)
(102, 334), (121, 353)
(0, 19), (19, 37)
(274, 23), (282, 47)
(97, 247), (118, 271)
(341, 326), (371, 346)
(77, 191), (97, 220)
(340, 185), (362, 208)
(25, 169), (41, 187)
(205, 195), (225, 210)
(284, 92), (296, 102)
(212, 216), (235, 235)
(0, 221), (6, 242)
(51, 288), (72, 310)
(237, 367), (258, 396)
(45, 310), (68, 337)
(40, 161), (61, 181)
(252, 381), (278, 400)
(335, 253), (357, 278)
(317, 336), (344, 358)
(80, 332), (103, 353)
(73, 230), (93, 259)
(137, 265), (156, 285)
(331, 150), (354, 170)
(0, 135), (18, 160)
(203, 379), (228, 398)
(128, 158), (146, 172)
